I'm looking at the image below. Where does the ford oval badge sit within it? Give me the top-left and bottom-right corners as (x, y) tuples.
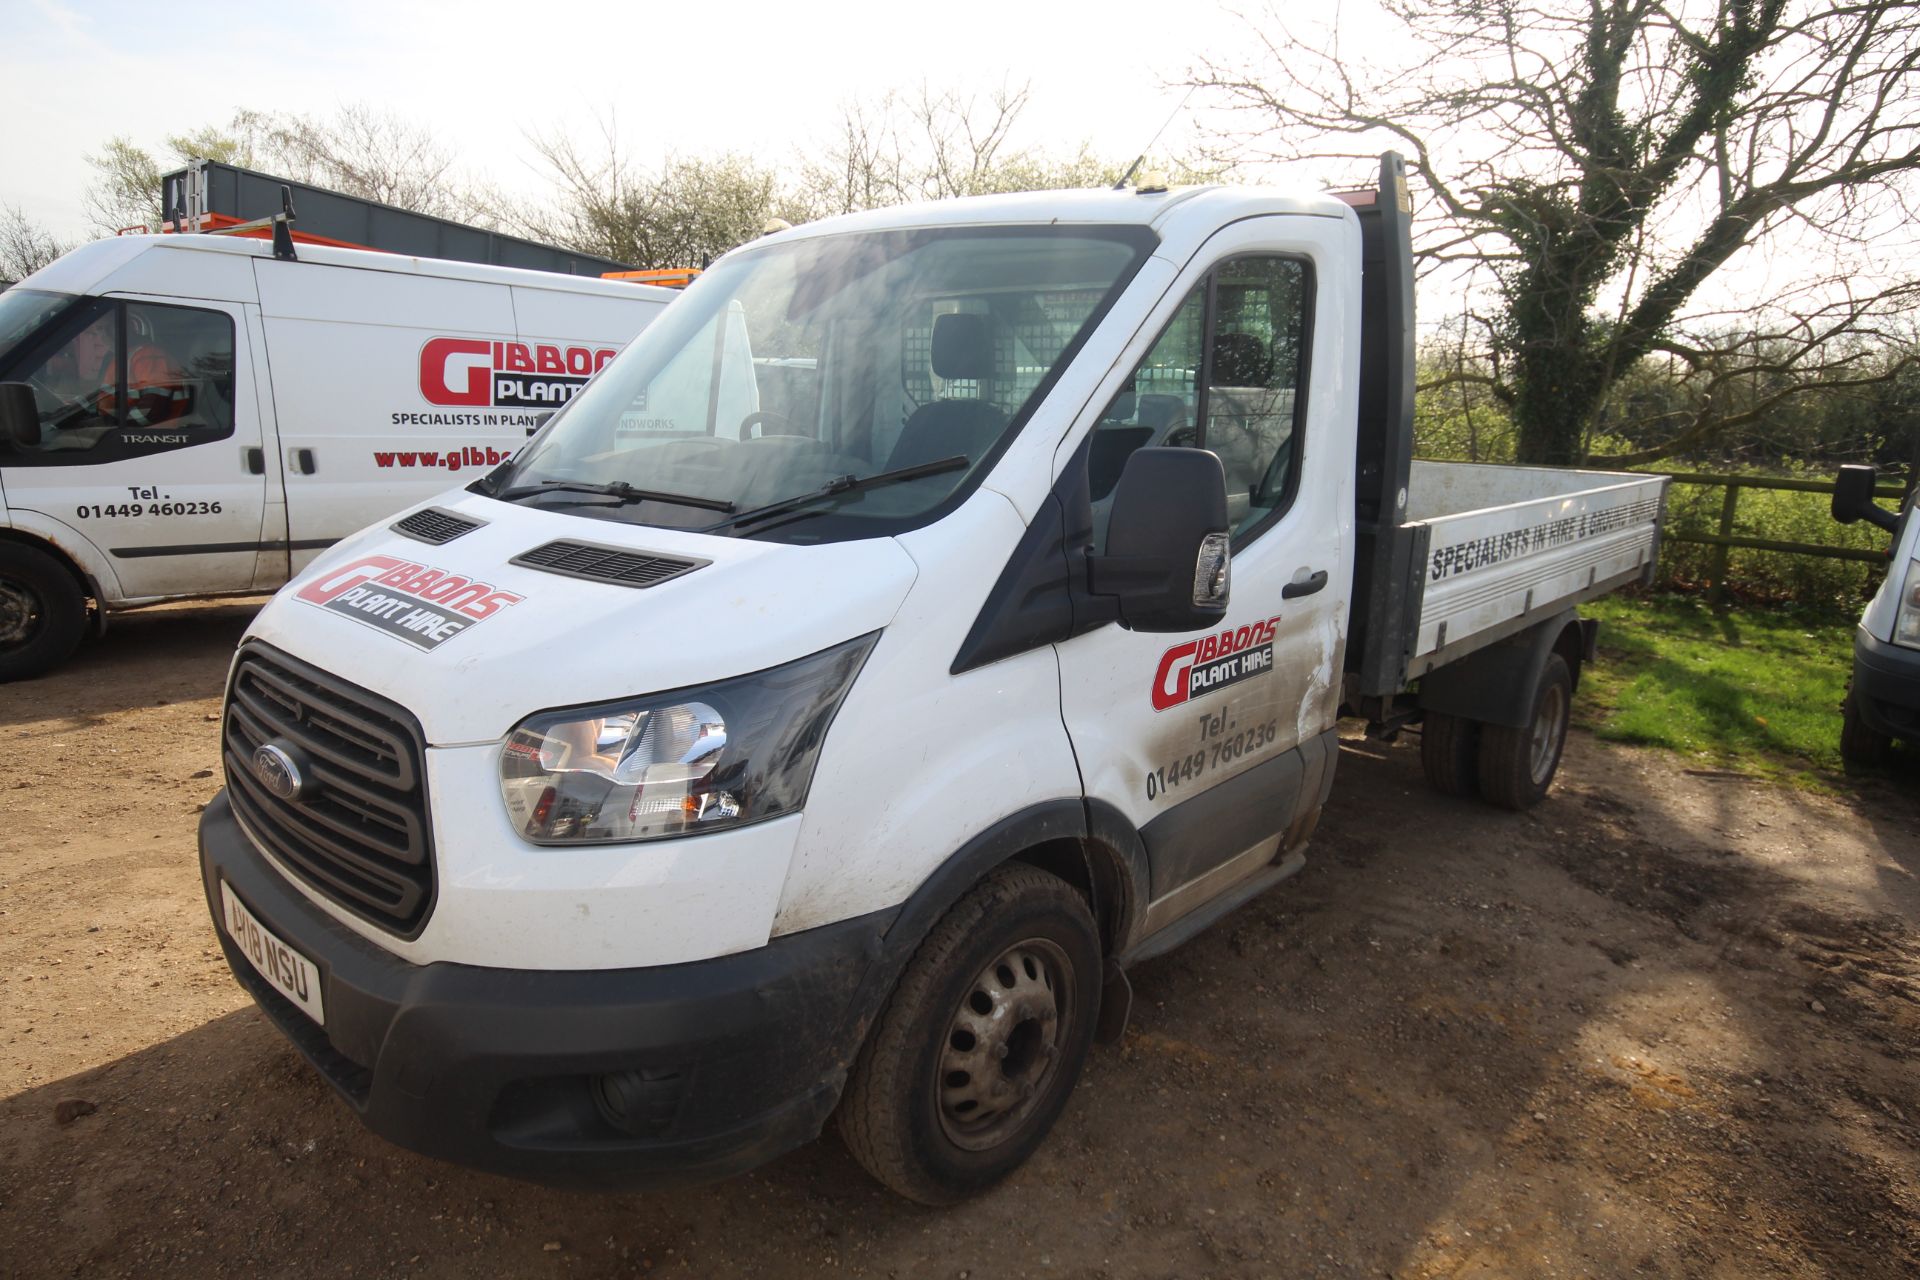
(252, 743), (304, 802)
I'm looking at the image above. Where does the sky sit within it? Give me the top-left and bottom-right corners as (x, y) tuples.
(3, 0), (1907, 333)
(0, 0), (1306, 241)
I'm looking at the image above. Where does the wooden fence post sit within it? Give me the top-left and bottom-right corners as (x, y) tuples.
(1710, 483), (1739, 606)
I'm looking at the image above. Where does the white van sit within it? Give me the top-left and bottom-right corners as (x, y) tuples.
(199, 158), (1666, 1202)
(1831, 464), (1919, 762)
(0, 235), (672, 679)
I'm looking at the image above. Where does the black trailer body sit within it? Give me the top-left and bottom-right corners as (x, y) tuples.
(160, 159), (634, 277)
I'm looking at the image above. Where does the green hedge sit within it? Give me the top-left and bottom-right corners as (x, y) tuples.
(1653, 473), (1896, 609)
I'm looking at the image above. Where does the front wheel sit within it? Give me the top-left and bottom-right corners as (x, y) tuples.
(1477, 653), (1573, 810)
(0, 543), (88, 682)
(1839, 686), (1893, 768)
(838, 864), (1102, 1204)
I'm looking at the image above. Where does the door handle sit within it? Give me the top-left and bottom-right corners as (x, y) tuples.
(289, 448), (316, 475)
(1282, 569), (1329, 599)
(243, 446), (264, 475)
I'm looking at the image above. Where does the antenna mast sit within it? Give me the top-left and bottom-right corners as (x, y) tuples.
(1114, 87), (1197, 190)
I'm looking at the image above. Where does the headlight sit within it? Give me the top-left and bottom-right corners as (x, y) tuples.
(500, 633), (876, 844)
(1895, 559), (1920, 649)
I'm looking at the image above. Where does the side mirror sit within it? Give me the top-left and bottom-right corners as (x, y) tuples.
(1089, 446), (1231, 632)
(0, 382), (38, 450)
(1833, 464), (1898, 533)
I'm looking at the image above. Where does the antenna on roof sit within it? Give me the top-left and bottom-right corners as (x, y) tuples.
(1114, 86), (1197, 191)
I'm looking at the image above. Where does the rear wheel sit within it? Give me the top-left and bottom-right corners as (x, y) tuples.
(1839, 686), (1893, 768)
(838, 864), (1101, 1204)
(0, 543), (87, 682)
(1477, 654), (1573, 811)
(1419, 710), (1481, 797)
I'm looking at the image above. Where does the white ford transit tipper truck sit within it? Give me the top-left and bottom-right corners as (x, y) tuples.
(199, 156), (1668, 1203)
(1831, 464), (1919, 762)
(0, 235), (672, 679)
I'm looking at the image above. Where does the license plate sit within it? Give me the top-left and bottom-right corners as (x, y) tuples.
(220, 881), (325, 1026)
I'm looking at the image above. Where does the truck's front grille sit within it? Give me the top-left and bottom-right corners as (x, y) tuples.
(222, 645), (434, 936)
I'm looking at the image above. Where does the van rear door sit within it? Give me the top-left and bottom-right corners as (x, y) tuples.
(0, 293), (272, 600)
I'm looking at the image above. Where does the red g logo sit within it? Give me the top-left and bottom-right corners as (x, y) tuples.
(420, 337), (491, 406)
(295, 555), (406, 606)
(1151, 641), (1199, 711)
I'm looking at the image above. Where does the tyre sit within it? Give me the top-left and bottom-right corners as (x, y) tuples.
(1419, 710), (1480, 797)
(838, 863), (1102, 1204)
(1839, 686), (1893, 768)
(0, 543), (87, 682)
(1477, 653), (1573, 811)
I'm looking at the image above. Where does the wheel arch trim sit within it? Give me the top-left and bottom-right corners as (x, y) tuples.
(1416, 609), (1586, 730)
(0, 512), (120, 613)
(831, 798), (1151, 1068)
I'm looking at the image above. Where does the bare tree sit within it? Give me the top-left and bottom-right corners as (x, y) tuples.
(510, 119), (781, 269)
(0, 205), (68, 281)
(788, 81), (1164, 220)
(83, 137), (166, 233)
(1194, 0), (1920, 466)
(790, 83), (1032, 217)
(83, 106), (481, 237)
(910, 82), (1031, 200)
(791, 93), (914, 218)
(251, 105), (475, 219)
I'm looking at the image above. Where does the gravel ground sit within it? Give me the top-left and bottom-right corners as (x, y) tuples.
(2, 600), (1916, 1279)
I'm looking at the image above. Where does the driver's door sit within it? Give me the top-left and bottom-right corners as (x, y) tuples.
(1054, 216), (1355, 939)
(0, 294), (271, 599)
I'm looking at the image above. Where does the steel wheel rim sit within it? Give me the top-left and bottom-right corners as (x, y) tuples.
(936, 937), (1074, 1151)
(1529, 682), (1568, 785)
(0, 578), (41, 651)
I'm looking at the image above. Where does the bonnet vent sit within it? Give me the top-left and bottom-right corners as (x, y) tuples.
(511, 540), (707, 589)
(391, 507), (484, 545)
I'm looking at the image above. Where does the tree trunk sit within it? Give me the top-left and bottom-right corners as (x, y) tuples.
(1509, 327), (1609, 466)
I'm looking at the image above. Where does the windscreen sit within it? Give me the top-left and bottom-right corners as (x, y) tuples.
(0, 289), (74, 366)
(492, 224), (1155, 541)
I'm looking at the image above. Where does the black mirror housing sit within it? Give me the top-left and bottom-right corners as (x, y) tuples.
(1089, 446), (1232, 632)
(1833, 464), (1898, 533)
(0, 382), (38, 450)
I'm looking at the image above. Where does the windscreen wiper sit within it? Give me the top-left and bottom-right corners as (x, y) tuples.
(492, 479), (736, 514)
(702, 455), (970, 533)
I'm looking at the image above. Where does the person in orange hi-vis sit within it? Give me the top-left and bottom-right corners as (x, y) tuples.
(49, 312), (188, 429)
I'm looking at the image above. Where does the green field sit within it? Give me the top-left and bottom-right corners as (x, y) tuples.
(1575, 592), (1868, 783)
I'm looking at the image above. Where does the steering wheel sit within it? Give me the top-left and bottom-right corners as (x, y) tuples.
(739, 410), (804, 441)
(21, 373), (108, 432)
(22, 371), (75, 412)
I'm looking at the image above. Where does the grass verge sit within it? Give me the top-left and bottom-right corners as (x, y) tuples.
(1575, 591), (1863, 785)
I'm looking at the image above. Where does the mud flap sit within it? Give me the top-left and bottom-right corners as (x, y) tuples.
(1095, 960), (1133, 1044)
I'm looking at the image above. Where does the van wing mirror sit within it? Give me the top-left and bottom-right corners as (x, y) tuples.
(0, 382), (38, 451)
(1087, 446), (1232, 632)
(1833, 464), (1898, 533)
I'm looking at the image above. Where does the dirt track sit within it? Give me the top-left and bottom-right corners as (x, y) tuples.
(2, 601), (1917, 1279)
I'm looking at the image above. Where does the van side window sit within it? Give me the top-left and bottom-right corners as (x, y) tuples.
(1087, 255), (1309, 546)
(1207, 257), (1309, 539)
(1087, 286), (1205, 505)
(3, 300), (235, 465)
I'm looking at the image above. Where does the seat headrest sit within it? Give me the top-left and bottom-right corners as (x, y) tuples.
(1210, 331), (1272, 388)
(931, 312), (994, 382)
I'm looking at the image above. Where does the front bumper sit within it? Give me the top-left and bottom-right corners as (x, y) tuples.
(199, 792), (895, 1188)
(1852, 628), (1920, 742)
